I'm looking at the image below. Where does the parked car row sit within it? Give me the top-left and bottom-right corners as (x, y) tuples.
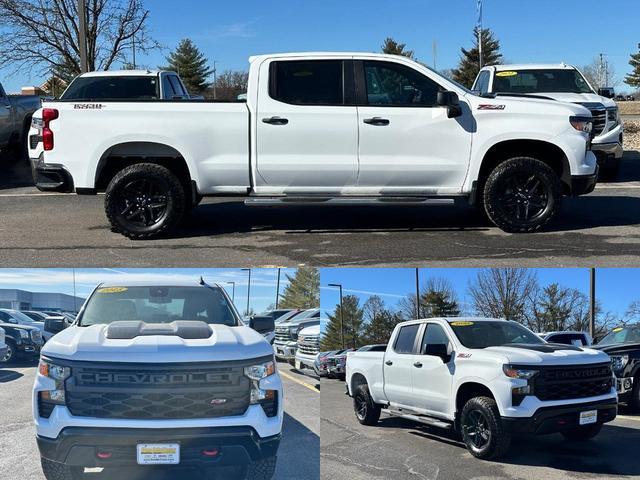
(273, 308), (320, 363)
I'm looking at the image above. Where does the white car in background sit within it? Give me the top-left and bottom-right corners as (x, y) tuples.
(294, 324), (320, 373)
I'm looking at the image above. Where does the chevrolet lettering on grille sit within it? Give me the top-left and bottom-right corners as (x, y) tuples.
(78, 372), (228, 385)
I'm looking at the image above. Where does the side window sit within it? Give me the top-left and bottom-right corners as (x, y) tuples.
(162, 75), (177, 98)
(168, 76), (187, 97)
(393, 324), (419, 354)
(420, 323), (450, 354)
(364, 61), (442, 107)
(271, 60), (344, 106)
(0, 311), (14, 323)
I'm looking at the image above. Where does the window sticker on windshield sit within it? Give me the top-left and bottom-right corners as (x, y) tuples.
(450, 321), (474, 326)
(496, 71), (518, 77)
(612, 327), (624, 332)
(97, 287), (128, 293)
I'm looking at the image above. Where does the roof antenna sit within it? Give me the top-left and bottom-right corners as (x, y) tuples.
(199, 276), (205, 285)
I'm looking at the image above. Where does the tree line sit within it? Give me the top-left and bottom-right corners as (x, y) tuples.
(321, 268), (637, 351)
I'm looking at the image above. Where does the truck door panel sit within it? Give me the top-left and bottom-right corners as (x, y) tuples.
(383, 323), (421, 408)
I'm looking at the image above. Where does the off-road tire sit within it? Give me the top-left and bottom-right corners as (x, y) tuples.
(244, 455), (277, 480)
(353, 383), (381, 426)
(0, 340), (16, 363)
(105, 163), (185, 239)
(460, 396), (511, 460)
(484, 157), (562, 233)
(40, 458), (81, 480)
(561, 422), (603, 441)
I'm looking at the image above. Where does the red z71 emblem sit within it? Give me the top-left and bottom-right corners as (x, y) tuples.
(478, 104), (506, 110)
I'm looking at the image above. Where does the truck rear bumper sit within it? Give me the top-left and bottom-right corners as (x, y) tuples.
(501, 398), (617, 435)
(36, 426), (280, 467)
(30, 156), (74, 193)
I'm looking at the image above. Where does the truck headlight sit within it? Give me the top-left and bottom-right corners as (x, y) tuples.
(503, 365), (538, 380)
(244, 360), (278, 417)
(611, 355), (629, 372)
(607, 107), (619, 125)
(19, 329), (29, 339)
(570, 116), (593, 134)
(38, 359), (70, 406)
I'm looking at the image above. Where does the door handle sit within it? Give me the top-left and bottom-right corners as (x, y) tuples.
(413, 362), (423, 368)
(385, 360), (393, 366)
(262, 116), (289, 125)
(363, 117), (390, 126)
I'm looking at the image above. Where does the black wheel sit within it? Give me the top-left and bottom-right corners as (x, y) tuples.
(41, 458), (82, 480)
(460, 396), (511, 460)
(244, 456), (277, 480)
(561, 422), (603, 441)
(484, 157), (562, 233)
(353, 383), (381, 426)
(105, 163), (185, 239)
(0, 340), (16, 363)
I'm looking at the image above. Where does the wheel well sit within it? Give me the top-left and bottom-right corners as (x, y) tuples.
(95, 142), (192, 192)
(350, 373), (368, 393)
(479, 140), (571, 193)
(456, 382), (495, 414)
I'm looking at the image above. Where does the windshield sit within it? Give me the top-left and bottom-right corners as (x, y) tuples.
(449, 320), (545, 349)
(9, 310), (40, 324)
(78, 286), (239, 327)
(61, 76), (159, 100)
(598, 326), (640, 346)
(493, 69), (593, 94)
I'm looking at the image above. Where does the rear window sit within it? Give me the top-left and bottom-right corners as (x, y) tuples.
(61, 76), (159, 100)
(270, 60), (344, 105)
(78, 286), (239, 327)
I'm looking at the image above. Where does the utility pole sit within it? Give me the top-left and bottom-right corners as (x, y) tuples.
(213, 60), (218, 100)
(589, 268), (596, 339)
(432, 39), (437, 70)
(78, 0), (89, 73)
(275, 268), (281, 309)
(415, 268), (420, 319)
(328, 283), (345, 349)
(241, 268), (251, 316)
(72, 268), (78, 314)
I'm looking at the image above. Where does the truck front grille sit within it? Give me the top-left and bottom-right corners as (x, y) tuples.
(65, 359), (260, 420)
(274, 327), (292, 343)
(298, 335), (319, 355)
(533, 362), (612, 401)
(577, 103), (607, 136)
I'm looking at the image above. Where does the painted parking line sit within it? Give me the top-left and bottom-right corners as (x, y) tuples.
(617, 415), (640, 423)
(279, 369), (320, 393)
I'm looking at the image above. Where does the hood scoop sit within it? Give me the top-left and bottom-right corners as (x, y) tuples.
(505, 343), (583, 353)
(106, 321), (212, 340)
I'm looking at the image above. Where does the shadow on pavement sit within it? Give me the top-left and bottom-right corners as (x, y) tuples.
(0, 151), (33, 190)
(603, 150), (640, 183)
(0, 369), (24, 383)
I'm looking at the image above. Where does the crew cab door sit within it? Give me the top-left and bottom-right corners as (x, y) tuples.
(411, 322), (454, 416)
(355, 59), (472, 193)
(254, 58), (359, 193)
(0, 84), (11, 145)
(383, 322), (421, 407)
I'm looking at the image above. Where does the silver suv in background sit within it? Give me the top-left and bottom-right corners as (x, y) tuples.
(274, 309), (320, 363)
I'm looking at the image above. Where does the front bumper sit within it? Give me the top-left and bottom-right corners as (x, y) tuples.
(36, 426), (280, 467)
(501, 398), (617, 435)
(294, 352), (318, 371)
(592, 141), (624, 165)
(616, 376), (634, 402)
(17, 341), (41, 356)
(571, 166), (598, 196)
(30, 155), (74, 193)
(273, 342), (297, 360)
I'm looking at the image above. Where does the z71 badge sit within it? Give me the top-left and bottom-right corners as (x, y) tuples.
(73, 103), (104, 110)
(478, 104), (506, 110)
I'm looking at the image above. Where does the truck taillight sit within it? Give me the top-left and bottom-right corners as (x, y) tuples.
(41, 108), (59, 151)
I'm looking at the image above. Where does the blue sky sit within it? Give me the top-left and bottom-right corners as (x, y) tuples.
(2, 0), (638, 92)
(320, 268), (640, 322)
(0, 268), (297, 315)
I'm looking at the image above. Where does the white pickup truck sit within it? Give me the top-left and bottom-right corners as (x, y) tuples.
(33, 280), (282, 480)
(29, 52), (598, 238)
(346, 317), (617, 459)
(473, 64), (623, 176)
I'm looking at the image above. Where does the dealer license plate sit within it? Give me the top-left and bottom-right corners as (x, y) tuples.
(136, 443), (180, 465)
(579, 410), (597, 425)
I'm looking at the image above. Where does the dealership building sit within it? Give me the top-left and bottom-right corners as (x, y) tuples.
(0, 289), (85, 313)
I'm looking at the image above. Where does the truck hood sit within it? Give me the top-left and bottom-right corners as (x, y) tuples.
(43, 323), (274, 363)
(0, 322), (39, 332)
(481, 343), (609, 366)
(592, 342), (640, 355)
(525, 92), (615, 108)
(467, 93), (590, 116)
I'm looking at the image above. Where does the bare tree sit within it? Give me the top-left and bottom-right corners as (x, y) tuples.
(468, 268), (537, 323)
(582, 56), (619, 89)
(205, 70), (248, 100)
(0, 0), (158, 78)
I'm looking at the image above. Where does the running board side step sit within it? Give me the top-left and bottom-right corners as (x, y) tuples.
(245, 197), (457, 207)
(384, 408), (453, 429)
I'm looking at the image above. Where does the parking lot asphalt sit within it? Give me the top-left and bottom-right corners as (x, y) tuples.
(0, 360), (319, 480)
(320, 376), (640, 480)
(2, 151), (640, 267)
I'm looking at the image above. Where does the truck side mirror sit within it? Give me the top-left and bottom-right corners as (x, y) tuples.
(45, 317), (67, 334)
(249, 315), (275, 334)
(598, 88), (614, 99)
(437, 91), (463, 119)
(423, 343), (451, 362)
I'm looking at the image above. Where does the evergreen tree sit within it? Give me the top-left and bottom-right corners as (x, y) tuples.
(321, 295), (364, 350)
(362, 295), (402, 344)
(381, 37), (415, 60)
(452, 28), (502, 88)
(398, 278), (461, 320)
(161, 39), (213, 94)
(625, 43), (640, 88)
(278, 267), (319, 309)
